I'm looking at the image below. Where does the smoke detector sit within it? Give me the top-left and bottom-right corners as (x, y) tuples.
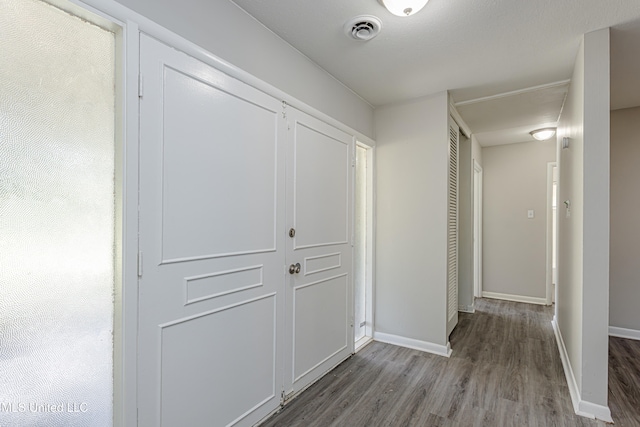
(344, 15), (382, 41)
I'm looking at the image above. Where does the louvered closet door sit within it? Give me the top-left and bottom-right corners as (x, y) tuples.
(447, 118), (460, 336)
(137, 35), (286, 427)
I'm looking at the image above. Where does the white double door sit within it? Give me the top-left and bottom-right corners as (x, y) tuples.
(137, 35), (353, 426)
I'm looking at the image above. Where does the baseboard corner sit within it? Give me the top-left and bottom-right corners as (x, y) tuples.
(552, 319), (612, 423)
(373, 332), (451, 358)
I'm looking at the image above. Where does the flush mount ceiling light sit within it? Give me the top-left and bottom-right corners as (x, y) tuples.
(378, 0), (429, 16)
(530, 127), (557, 141)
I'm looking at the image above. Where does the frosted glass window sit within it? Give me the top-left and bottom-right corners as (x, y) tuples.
(0, 0), (115, 426)
(354, 146), (368, 342)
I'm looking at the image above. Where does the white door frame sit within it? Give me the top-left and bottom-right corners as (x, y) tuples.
(473, 160), (483, 298)
(545, 162), (557, 305)
(354, 141), (375, 351)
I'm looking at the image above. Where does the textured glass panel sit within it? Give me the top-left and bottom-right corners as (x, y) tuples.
(354, 146), (367, 342)
(0, 0), (115, 426)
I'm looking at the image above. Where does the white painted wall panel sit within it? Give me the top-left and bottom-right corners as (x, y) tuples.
(482, 140), (556, 299)
(610, 106), (640, 332)
(579, 28), (610, 407)
(556, 28), (611, 417)
(374, 92), (449, 348)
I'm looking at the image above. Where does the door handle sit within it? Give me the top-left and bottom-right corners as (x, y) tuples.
(288, 263), (301, 275)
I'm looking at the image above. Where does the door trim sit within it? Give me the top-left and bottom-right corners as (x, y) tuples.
(473, 160), (483, 299)
(354, 141), (375, 352)
(546, 162), (557, 306)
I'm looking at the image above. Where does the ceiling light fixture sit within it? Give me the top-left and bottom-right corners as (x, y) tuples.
(378, 0), (429, 17)
(530, 127), (556, 141)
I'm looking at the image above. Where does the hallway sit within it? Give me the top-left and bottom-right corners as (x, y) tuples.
(261, 299), (637, 426)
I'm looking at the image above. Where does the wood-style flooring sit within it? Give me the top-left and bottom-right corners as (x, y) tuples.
(260, 298), (640, 426)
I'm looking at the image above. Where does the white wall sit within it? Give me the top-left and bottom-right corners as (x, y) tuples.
(556, 28), (611, 419)
(113, 0), (374, 138)
(374, 92), (450, 352)
(610, 106), (640, 333)
(482, 140), (556, 301)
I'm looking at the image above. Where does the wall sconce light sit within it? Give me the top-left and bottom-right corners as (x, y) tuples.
(530, 127), (557, 141)
(562, 137), (570, 149)
(378, 0), (429, 16)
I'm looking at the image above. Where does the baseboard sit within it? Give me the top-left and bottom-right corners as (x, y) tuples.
(373, 332), (452, 358)
(552, 317), (613, 423)
(355, 336), (374, 353)
(609, 326), (640, 341)
(482, 291), (547, 306)
(576, 400), (613, 423)
(458, 304), (475, 313)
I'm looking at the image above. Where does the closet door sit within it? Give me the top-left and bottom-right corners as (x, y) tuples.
(283, 107), (354, 398)
(446, 117), (460, 336)
(137, 35), (286, 427)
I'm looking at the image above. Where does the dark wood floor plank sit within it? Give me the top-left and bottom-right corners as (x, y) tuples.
(608, 336), (640, 426)
(260, 298), (638, 426)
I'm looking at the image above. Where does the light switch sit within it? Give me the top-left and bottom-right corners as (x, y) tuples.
(527, 209), (535, 219)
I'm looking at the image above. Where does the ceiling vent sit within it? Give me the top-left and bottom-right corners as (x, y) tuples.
(344, 16), (382, 41)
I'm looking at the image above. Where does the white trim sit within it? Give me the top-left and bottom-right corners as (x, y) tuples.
(482, 291), (547, 305)
(448, 99), (472, 138)
(473, 161), (483, 298)
(373, 332), (452, 358)
(355, 336), (374, 353)
(458, 304), (475, 314)
(609, 326), (640, 341)
(577, 400), (613, 423)
(552, 318), (613, 423)
(552, 317), (581, 415)
(454, 79), (571, 107)
(545, 162), (557, 306)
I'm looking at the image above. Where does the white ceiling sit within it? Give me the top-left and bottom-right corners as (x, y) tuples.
(231, 0), (640, 143)
(455, 81), (569, 145)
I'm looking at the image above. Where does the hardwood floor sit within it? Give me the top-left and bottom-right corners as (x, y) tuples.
(260, 299), (639, 426)
(609, 336), (640, 426)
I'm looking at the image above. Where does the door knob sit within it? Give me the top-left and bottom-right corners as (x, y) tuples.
(288, 263), (301, 275)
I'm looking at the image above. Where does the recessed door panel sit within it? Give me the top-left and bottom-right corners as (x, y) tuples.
(293, 123), (349, 249)
(293, 275), (348, 380)
(161, 67), (278, 263)
(161, 295), (277, 427)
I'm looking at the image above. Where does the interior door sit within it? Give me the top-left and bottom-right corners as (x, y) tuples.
(137, 35), (286, 427)
(283, 107), (354, 397)
(447, 117), (459, 336)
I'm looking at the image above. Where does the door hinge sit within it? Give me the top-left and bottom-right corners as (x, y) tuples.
(138, 74), (144, 98)
(351, 158), (356, 167)
(281, 390), (294, 404)
(137, 251), (143, 277)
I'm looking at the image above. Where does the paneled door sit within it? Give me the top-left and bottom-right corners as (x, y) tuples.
(137, 35), (286, 427)
(283, 107), (354, 397)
